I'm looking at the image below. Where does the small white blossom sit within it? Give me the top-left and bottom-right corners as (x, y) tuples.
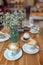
(4, 9), (26, 28)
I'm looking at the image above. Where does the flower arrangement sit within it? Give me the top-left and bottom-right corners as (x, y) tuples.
(4, 9), (26, 42)
(5, 12), (19, 28)
(4, 9), (26, 28)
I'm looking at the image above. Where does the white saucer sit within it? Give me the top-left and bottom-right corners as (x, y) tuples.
(22, 44), (39, 54)
(4, 49), (22, 61)
(21, 36), (32, 42)
(30, 30), (39, 34)
(0, 32), (10, 42)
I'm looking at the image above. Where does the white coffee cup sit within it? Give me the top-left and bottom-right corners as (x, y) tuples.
(30, 27), (37, 32)
(26, 44), (36, 50)
(8, 49), (19, 57)
(26, 39), (37, 50)
(23, 33), (30, 39)
(7, 43), (19, 57)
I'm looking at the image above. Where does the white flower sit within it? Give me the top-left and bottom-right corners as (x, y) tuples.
(4, 9), (26, 28)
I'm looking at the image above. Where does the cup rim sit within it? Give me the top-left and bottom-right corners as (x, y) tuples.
(7, 43), (19, 50)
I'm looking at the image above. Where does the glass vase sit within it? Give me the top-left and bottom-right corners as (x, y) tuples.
(10, 27), (18, 43)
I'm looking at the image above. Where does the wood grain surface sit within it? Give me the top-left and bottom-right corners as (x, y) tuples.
(0, 27), (43, 65)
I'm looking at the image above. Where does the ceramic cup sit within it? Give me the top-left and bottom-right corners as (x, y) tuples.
(27, 44), (36, 50)
(27, 39), (37, 50)
(30, 27), (37, 32)
(7, 43), (20, 57)
(23, 33), (30, 39)
(8, 49), (19, 58)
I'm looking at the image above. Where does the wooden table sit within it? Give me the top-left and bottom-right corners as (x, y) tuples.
(0, 28), (43, 65)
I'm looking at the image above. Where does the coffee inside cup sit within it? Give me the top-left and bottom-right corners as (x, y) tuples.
(8, 43), (19, 50)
